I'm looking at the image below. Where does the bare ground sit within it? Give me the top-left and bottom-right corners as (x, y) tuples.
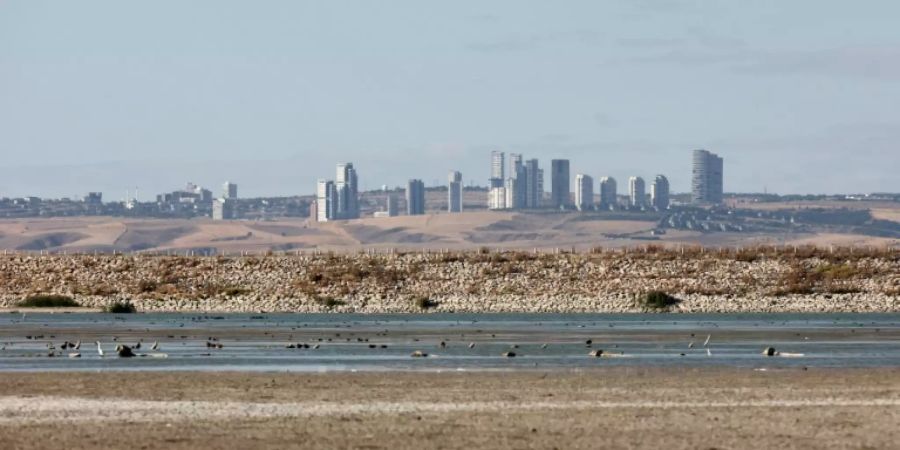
(0, 368), (898, 449)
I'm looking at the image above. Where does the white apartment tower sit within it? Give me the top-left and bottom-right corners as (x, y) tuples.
(628, 176), (646, 208)
(692, 149), (724, 204)
(448, 171), (463, 213)
(575, 174), (594, 211)
(489, 151), (505, 189)
(223, 181), (238, 200)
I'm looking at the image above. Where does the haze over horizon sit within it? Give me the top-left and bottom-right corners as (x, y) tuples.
(1, 1), (898, 200)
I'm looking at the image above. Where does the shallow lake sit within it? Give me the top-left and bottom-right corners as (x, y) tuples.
(1, 312), (898, 372)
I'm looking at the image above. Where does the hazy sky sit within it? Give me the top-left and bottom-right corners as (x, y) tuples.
(1, 1), (898, 199)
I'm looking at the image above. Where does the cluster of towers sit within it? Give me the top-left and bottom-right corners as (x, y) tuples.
(314, 149), (723, 222)
(315, 163), (360, 222)
(316, 163), (464, 221)
(487, 152), (672, 211)
(487, 151), (545, 210)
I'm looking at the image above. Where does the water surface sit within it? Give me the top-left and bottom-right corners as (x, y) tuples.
(1, 313), (898, 372)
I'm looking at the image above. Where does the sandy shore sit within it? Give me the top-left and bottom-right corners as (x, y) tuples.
(1, 368), (898, 449)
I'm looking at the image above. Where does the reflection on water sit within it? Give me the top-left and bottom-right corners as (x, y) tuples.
(1, 312), (898, 372)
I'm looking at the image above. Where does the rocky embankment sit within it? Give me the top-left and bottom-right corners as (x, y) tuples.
(0, 247), (897, 313)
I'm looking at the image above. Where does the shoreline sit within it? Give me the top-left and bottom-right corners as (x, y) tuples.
(0, 250), (897, 313)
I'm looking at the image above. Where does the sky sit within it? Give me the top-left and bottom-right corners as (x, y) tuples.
(1, 0), (898, 200)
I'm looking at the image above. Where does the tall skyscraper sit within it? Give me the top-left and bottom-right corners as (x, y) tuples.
(629, 176), (646, 208)
(316, 179), (336, 222)
(524, 159), (542, 209)
(550, 159), (571, 209)
(489, 151), (505, 189)
(223, 181), (238, 200)
(599, 176), (617, 209)
(507, 153), (526, 209)
(575, 174), (594, 211)
(651, 175), (670, 210)
(212, 198), (234, 220)
(316, 162), (360, 221)
(386, 194), (398, 217)
(448, 171), (463, 213)
(406, 179), (425, 215)
(488, 186), (507, 210)
(692, 149), (724, 204)
(335, 163), (360, 219)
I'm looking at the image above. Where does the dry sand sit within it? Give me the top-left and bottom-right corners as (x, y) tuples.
(0, 368), (898, 449)
(1, 211), (896, 254)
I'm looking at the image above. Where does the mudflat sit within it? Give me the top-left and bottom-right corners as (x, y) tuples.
(1, 368), (898, 449)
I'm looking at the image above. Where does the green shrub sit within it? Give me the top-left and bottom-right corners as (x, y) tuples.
(104, 301), (137, 314)
(642, 291), (681, 309)
(414, 296), (438, 310)
(316, 296), (345, 309)
(18, 295), (80, 308)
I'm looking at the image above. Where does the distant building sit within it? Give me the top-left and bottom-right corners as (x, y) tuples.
(406, 179), (425, 215)
(488, 186), (507, 210)
(504, 178), (517, 209)
(448, 171), (463, 213)
(629, 176), (646, 208)
(575, 174), (594, 211)
(524, 159), (542, 209)
(550, 159), (571, 209)
(212, 198), (234, 220)
(386, 194), (398, 217)
(335, 163), (360, 219)
(489, 151), (505, 189)
(223, 181), (238, 200)
(507, 153), (526, 209)
(651, 175), (670, 210)
(316, 163), (360, 221)
(692, 149), (724, 204)
(316, 179), (336, 222)
(83, 192), (102, 204)
(156, 183), (214, 215)
(599, 177), (617, 209)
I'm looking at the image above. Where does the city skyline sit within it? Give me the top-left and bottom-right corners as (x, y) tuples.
(2, 2), (899, 198)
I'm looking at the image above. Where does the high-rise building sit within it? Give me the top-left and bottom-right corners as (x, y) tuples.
(629, 176), (646, 208)
(448, 171), (463, 213)
(651, 175), (670, 210)
(692, 149), (724, 204)
(599, 177), (617, 209)
(507, 153), (526, 209)
(524, 159), (542, 209)
(316, 179), (336, 222)
(386, 194), (398, 217)
(335, 163), (360, 219)
(489, 151), (505, 189)
(223, 181), (238, 200)
(488, 186), (507, 210)
(406, 179), (425, 215)
(212, 198), (234, 220)
(550, 159), (571, 209)
(575, 174), (594, 211)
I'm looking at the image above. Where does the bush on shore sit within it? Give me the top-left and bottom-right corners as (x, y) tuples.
(104, 301), (137, 314)
(414, 296), (438, 310)
(315, 296), (345, 309)
(642, 291), (681, 309)
(18, 294), (80, 308)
